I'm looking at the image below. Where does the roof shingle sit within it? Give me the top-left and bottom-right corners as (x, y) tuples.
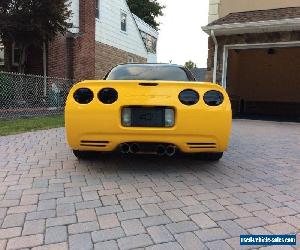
(209, 7), (300, 26)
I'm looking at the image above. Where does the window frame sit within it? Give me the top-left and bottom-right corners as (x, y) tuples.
(95, 0), (100, 19)
(120, 11), (127, 32)
(12, 43), (20, 67)
(128, 56), (134, 63)
(105, 65), (196, 82)
(0, 44), (4, 66)
(140, 31), (157, 53)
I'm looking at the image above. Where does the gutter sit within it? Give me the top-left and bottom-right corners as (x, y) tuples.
(211, 30), (218, 83)
(202, 18), (300, 36)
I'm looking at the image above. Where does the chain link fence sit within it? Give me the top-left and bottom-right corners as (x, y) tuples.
(0, 71), (75, 119)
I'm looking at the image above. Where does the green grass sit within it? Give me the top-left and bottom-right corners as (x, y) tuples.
(0, 115), (64, 136)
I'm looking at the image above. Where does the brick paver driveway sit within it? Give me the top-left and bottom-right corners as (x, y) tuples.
(0, 119), (299, 250)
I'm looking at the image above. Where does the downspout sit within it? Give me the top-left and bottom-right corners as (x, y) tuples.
(211, 30), (218, 83)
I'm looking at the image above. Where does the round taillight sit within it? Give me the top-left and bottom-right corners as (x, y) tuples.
(179, 89), (199, 106)
(98, 88), (118, 104)
(203, 90), (224, 106)
(73, 88), (94, 104)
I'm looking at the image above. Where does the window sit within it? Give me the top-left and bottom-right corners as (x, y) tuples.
(96, 0), (99, 19)
(106, 65), (194, 81)
(128, 56), (134, 63)
(12, 43), (20, 66)
(0, 45), (4, 66)
(140, 31), (157, 53)
(121, 12), (127, 32)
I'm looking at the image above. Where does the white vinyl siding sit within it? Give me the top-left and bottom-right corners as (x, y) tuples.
(95, 0), (147, 58)
(121, 11), (127, 32)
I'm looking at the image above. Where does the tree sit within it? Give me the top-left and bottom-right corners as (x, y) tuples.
(127, 0), (165, 30)
(0, 0), (71, 73)
(184, 60), (197, 70)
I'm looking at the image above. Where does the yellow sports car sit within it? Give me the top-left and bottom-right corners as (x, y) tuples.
(65, 64), (232, 161)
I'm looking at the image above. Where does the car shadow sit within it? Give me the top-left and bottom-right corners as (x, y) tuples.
(73, 152), (221, 175)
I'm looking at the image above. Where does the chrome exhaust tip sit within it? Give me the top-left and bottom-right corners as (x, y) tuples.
(129, 143), (140, 154)
(157, 145), (166, 156)
(120, 143), (130, 154)
(166, 145), (176, 157)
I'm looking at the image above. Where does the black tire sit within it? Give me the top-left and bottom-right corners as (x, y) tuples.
(73, 150), (96, 159)
(197, 152), (223, 161)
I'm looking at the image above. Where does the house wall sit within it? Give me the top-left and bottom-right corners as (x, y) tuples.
(48, 0), (95, 80)
(49, 0), (151, 80)
(133, 14), (158, 63)
(95, 42), (146, 79)
(48, 0), (80, 78)
(69, 0), (80, 33)
(147, 53), (157, 63)
(94, 0), (148, 78)
(73, 0), (95, 80)
(208, 0), (221, 23)
(95, 0), (147, 58)
(133, 14), (158, 39)
(208, 0), (300, 23)
(48, 36), (69, 78)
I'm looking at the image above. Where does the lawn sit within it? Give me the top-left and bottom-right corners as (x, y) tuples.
(0, 115), (64, 136)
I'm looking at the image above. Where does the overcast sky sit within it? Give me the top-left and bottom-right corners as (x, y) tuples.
(157, 0), (209, 68)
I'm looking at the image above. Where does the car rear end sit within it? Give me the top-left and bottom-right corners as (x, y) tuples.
(65, 80), (232, 155)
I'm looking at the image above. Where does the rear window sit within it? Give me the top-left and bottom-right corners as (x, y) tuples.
(105, 64), (195, 81)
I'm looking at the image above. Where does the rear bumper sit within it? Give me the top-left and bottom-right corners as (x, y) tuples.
(69, 134), (226, 153)
(65, 111), (232, 153)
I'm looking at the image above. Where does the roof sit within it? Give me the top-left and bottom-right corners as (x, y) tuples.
(190, 68), (207, 82)
(117, 63), (184, 67)
(133, 14), (159, 38)
(209, 7), (300, 26)
(202, 7), (300, 36)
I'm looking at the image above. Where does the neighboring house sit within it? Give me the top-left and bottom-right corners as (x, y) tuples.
(190, 68), (207, 81)
(202, 0), (300, 117)
(0, 0), (158, 80)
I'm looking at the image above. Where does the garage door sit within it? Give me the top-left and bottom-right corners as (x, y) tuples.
(226, 47), (300, 119)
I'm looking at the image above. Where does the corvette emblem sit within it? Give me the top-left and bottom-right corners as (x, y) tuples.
(139, 113), (152, 121)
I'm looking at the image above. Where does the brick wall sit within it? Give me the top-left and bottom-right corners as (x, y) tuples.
(95, 42), (147, 79)
(48, 0), (95, 80)
(48, 0), (147, 81)
(73, 0), (95, 81)
(48, 35), (69, 78)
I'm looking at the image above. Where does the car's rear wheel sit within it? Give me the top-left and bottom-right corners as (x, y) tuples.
(197, 152), (223, 161)
(73, 150), (96, 159)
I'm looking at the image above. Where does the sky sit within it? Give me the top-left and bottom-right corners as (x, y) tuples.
(157, 0), (209, 68)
